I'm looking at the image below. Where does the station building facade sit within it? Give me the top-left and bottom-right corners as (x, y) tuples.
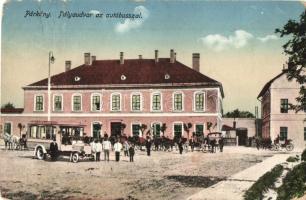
(257, 69), (306, 149)
(1, 50), (224, 140)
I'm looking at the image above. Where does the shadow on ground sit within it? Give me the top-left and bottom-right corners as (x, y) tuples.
(165, 175), (225, 188)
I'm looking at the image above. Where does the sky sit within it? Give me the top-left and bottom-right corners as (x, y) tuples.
(1, 0), (305, 114)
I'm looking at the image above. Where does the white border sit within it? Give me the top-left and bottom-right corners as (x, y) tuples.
(131, 122), (142, 137)
(34, 94), (44, 112)
(172, 91), (184, 112)
(71, 93), (82, 112)
(91, 121), (102, 137)
(91, 93), (102, 112)
(151, 91), (163, 112)
(53, 94), (63, 112)
(193, 91), (206, 112)
(110, 92), (122, 112)
(3, 121), (13, 135)
(130, 92), (143, 112)
(172, 121), (183, 137)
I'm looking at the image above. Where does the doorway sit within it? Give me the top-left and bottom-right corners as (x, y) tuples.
(111, 122), (122, 137)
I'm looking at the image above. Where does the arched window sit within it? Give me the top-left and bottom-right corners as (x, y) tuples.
(91, 93), (102, 111)
(151, 92), (162, 111)
(111, 93), (121, 111)
(72, 93), (82, 111)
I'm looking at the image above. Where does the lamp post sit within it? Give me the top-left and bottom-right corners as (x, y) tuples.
(48, 51), (55, 121)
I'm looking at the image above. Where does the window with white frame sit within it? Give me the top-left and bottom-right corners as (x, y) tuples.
(195, 124), (204, 136)
(4, 122), (12, 135)
(111, 94), (121, 111)
(195, 92), (205, 111)
(132, 94), (141, 111)
(152, 93), (161, 111)
(173, 93), (183, 111)
(173, 123), (182, 138)
(54, 95), (63, 111)
(92, 94), (101, 111)
(73, 95), (82, 111)
(35, 95), (44, 111)
(152, 123), (161, 137)
(132, 124), (141, 136)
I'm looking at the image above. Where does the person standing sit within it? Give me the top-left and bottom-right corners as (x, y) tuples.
(178, 138), (184, 155)
(90, 138), (96, 161)
(114, 140), (122, 162)
(50, 138), (58, 161)
(95, 139), (102, 161)
(123, 140), (129, 157)
(129, 143), (135, 162)
(219, 137), (224, 152)
(102, 137), (111, 161)
(145, 137), (152, 156)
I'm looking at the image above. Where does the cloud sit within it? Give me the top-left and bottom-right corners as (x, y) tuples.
(257, 34), (279, 42)
(115, 6), (149, 33)
(89, 10), (100, 15)
(200, 30), (254, 52)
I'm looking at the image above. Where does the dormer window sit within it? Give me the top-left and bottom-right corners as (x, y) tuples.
(74, 76), (81, 82)
(165, 74), (170, 80)
(121, 75), (126, 80)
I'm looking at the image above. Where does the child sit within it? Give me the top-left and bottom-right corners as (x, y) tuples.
(129, 143), (135, 162)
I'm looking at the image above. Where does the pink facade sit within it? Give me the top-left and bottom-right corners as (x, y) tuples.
(2, 87), (222, 138)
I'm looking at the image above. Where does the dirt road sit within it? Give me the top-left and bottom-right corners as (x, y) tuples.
(0, 147), (274, 200)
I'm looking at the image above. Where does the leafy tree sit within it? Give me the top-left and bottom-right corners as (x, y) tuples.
(275, 10), (306, 112)
(1, 102), (15, 109)
(207, 122), (213, 133)
(223, 109), (255, 118)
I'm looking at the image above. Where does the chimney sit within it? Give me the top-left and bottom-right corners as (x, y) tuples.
(91, 56), (96, 63)
(174, 52), (177, 62)
(138, 55), (142, 59)
(192, 53), (200, 72)
(120, 52), (124, 65)
(65, 61), (71, 72)
(84, 52), (91, 65)
(170, 49), (175, 63)
(155, 50), (159, 63)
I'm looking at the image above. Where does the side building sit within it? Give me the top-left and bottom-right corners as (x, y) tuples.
(1, 50), (224, 140)
(257, 69), (306, 149)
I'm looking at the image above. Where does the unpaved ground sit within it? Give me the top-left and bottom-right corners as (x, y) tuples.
(0, 147), (274, 200)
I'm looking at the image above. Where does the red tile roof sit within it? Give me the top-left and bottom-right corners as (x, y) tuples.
(28, 58), (224, 97)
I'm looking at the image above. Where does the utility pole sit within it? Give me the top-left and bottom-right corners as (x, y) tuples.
(48, 51), (55, 121)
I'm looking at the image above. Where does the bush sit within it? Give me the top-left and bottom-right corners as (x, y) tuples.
(301, 149), (306, 162)
(244, 164), (284, 200)
(286, 156), (299, 162)
(277, 162), (306, 200)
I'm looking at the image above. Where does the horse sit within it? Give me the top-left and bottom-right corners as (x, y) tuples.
(3, 133), (20, 150)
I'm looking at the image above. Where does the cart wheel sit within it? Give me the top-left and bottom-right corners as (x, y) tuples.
(36, 147), (45, 160)
(72, 152), (79, 163)
(286, 144), (294, 151)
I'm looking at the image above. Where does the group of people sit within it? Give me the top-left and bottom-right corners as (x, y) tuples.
(90, 137), (136, 162)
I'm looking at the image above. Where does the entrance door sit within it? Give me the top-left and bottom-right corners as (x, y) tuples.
(92, 123), (102, 139)
(236, 128), (248, 146)
(111, 122), (122, 137)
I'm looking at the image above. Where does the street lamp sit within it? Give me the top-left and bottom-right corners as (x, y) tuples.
(48, 51), (55, 121)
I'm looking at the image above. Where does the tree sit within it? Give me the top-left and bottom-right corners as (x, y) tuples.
(160, 123), (167, 137)
(17, 123), (23, 138)
(223, 109), (255, 118)
(207, 122), (213, 133)
(140, 124), (147, 137)
(275, 10), (306, 112)
(1, 102), (15, 109)
(183, 123), (192, 139)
